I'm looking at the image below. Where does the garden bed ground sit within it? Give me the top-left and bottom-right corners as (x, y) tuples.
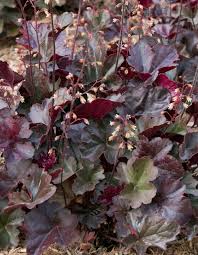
(0, 237), (198, 255)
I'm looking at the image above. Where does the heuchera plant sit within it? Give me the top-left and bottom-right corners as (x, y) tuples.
(0, 0), (198, 254)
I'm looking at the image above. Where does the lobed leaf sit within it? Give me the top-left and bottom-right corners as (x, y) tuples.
(117, 157), (158, 208)
(25, 202), (79, 255)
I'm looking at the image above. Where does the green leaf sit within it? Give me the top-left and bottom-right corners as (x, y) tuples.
(84, 36), (107, 83)
(0, 19), (4, 34)
(165, 122), (186, 135)
(72, 162), (105, 195)
(117, 157), (158, 208)
(0, 209), (24, 249)
(52, 156), (77, 184)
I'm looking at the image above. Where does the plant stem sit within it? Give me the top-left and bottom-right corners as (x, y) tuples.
(29, 0), (41, 69)
(115, 0), (126, 72)
(17, 0), (34, 98)
(71, 0), (83, 61)
(174, 0), (183, 45)
(49, 0), (56, 93)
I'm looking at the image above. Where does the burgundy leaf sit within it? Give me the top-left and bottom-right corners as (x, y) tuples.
(98, 185), (124, 205)
(38, 150), (57, 171)
(155, 74), (181, 98)
(74, 99), (120, 120)
(139, 0), (153, 8)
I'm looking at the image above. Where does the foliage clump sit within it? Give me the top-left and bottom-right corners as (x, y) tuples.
(0, 0), (198, 254)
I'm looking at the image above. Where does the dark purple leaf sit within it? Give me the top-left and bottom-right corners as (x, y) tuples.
(22, 67), (50, 101)
(75, 120), (121, 163)
(0, 207), (24, 249)
(180, 132), (198, 160)
(152, 176), (193, 224)
(0, 110), (34, 162)
(8, 164), (56, 210)
(73, 204), (106, 230)
(0, 165), (18, 199)
(29, 99), (52, 126)
(136, 115), (167, 133)
(155, 155), (184, 179)
(0, 110), (32, 148)
(124, 82), (171, 115)
(132, 137), (173, 163)
(55, 31), (71, 57)
(107, 197), (131, 238)
(25, 202), (79, 255)
(17, 21), (50, 50)
(0, 61), (23, 87)
(153, 24), (177, 39)
(72, 162), (105, 195)
(0, 160), (32, 199)
(127, 39), (179, 79)
(123, 210), (180, 254)
(186, 102), (198, 126)
(178, 57), (198, 83)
